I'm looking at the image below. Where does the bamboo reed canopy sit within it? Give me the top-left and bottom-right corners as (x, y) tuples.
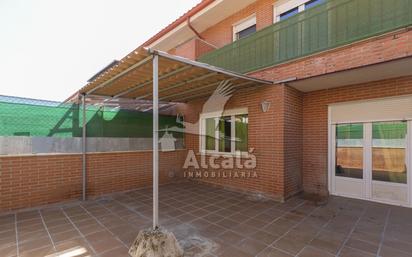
(79, 48), (273, 102)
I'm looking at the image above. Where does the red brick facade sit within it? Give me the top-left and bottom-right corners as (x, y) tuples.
(167, 0), (412, 200)
(177, 84), (304, 201)
(179, 85), (286, 200)
(200, 0), (275, 49)
(170, 38), (216, 61)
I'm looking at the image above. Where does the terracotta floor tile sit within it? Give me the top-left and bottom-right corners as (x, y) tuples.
(98, 246), (129, 257)
(273, 235), (307, 255)
(1, 183), (412, 257)
(256, 247), (293, 257)
(0, 244), (17, 257)
(235, 238), (267, 255)
(338, 246), (375, 257)
(50, 229), (82, 244)
(18, 236), (53, 253)
(89, 238), (124, 254)
(297, 246), (335, 257)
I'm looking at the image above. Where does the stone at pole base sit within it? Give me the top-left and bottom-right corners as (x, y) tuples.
(129, 228), (184, 257)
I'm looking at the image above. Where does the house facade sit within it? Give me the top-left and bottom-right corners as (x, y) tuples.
(2, 0), (412, 212)
(143, 0), (412, 206)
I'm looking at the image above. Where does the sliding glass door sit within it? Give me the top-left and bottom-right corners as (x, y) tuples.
(331, 121), (411, 206)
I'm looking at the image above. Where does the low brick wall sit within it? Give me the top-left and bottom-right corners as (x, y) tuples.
(0, 150), (187, 212)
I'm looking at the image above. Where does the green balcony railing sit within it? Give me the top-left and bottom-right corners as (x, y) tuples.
(199, 0), (412, 73)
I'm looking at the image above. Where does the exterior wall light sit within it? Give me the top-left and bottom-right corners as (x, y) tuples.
(261, 100), (271, 113)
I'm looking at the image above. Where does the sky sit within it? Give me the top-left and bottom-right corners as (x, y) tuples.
(0, 0), (200, 101)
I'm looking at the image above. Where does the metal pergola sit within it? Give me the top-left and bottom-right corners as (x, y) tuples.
(77, 47), (273, 229)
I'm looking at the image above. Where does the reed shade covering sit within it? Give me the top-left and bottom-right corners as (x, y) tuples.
(79, 48), (273, 102)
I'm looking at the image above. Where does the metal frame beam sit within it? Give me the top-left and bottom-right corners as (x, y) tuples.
(86, 55), (153, 95)
(81, 94), (87, 201)
(152, 54), (159, 229)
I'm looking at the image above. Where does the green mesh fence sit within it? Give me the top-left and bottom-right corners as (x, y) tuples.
(0, 97), (183, 138)
(199, 0), (412, 73)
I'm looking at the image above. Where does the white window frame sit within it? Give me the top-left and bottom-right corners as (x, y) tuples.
(232, 15), (256, 42)
(273, 0), (320, 22)
(199, 108), (248, 156)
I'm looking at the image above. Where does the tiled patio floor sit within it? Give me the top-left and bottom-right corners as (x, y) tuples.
(1, 183), (412, 257)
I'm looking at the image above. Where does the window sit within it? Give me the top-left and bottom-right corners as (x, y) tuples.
(200, 109), (248, 154)
(235, 25), (257, 40)
(372, 121), (407, 184)
(275, 0), (326, 22)
(305, 0), (325, 9)
(233, 15), (256, 41)
(335, 123), (364, 179)
(279, 7), (299, 21)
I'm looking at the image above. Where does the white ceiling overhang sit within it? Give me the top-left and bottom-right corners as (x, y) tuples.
(287, 57), (412, 92)
(148, 0), (257, 51)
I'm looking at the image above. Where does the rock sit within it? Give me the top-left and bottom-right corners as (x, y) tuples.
(129, 228), (184, 257)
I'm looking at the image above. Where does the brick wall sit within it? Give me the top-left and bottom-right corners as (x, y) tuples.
(200, 0), (275, 49)
(172, 38), (216, 60)
(0, 154), (82, 211)
(86, 150), (187, 196)
(283, 86), (303, 198)
(302, 75), (412, 195)
(0, 150), (187, 212)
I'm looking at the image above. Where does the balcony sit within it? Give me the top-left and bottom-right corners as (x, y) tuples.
(199, 0), (412, 74)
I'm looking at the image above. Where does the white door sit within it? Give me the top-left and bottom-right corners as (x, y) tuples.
(331, 121), (410, 206)
(329, 96), (412, 207)
(331, 123), (367, 200)
(369, 121), (410, 205)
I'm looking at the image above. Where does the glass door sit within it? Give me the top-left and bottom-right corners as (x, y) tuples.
(370, 121), (409, 205)
(332, 123), (366, 199)
(331, 121), (411, 206)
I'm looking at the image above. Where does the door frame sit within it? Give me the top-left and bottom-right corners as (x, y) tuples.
(328, 107), (412, 207)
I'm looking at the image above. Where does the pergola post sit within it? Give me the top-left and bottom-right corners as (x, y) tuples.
(81, 94), (87, 201)
(152, 54), (159, 229)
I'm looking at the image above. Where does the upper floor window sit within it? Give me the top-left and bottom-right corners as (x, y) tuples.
(279, 7), (299, 21)
(275, 0), (326, 22)
(305, 0), (325, 9)
(233, 15), (256, 41)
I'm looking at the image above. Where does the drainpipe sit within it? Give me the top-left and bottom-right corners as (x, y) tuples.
(187, 17), (204, 40)
(187, 17), (217, 50)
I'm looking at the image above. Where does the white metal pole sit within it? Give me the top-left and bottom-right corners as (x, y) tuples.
(81, 94), (87, 201)
(152, 54), (159, 229)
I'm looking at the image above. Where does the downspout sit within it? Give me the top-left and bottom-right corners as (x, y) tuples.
(187, 17), (217, 49)
(187, 17), (204, 40)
